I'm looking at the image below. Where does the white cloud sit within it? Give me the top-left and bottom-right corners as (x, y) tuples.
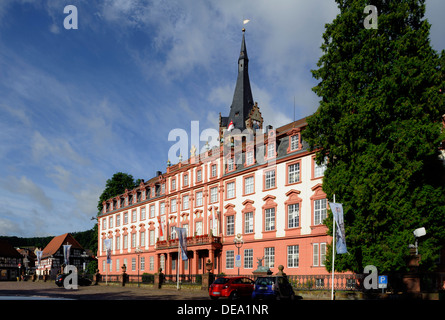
(31, 131), (90, 167)
(1, 175), (53, 211)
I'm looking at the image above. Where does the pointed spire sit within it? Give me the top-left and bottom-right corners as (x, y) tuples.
(228, 28), (254, 131)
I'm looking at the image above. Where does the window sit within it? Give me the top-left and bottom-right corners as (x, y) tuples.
(160, 202), (165, 215)
(226, 215), (235, 236)
(211, 164), (217, 177)
(267, 143), (275, 158)
(149, 256), (154, 271)
(140, 257), (145, 271)
(226, 182), (235, 199)
(314, 158), (327, 178)
(140, 231), (145, 247)
(183, 195), (189, 210)
(246, 151), (254, 166)
(196, 170), (202, 182)
(313, 243), (327, 266)
(226, 250), (234, 269)
(183, 174), (189, 187)
(288, 162), (300, 184)
(140, 207), (146, 220)
(288, 245), (299, 268)
(149, 230), (155, 246)
(244, 249), (253, 269)
(244, 176), (254, 194)
(244, 212), (253, 234)
(109, 217), (113, 228)
(116, 235), (120, 250)
(288, 203), (300, 228)
(290, 134), (299, 151)
(321, 243), (326, 266)
(124, 212), (128, 224)
(132, 210), (137, 223)
(171, 198), (177, 213)
(314, 199), (327, 225)
(102, 219), (107, 230)
(196, 191), (203, 206)
(210, 187), (218, 203)
(132, 257), (136, 271)
(227, 157), (234, 171)
(171, 178), (176, 190)
(265, 170), (275, 189)
(123, 235), (128, 249)
(264, 247), (275, 268)
(116, 214), (120, 227)
(265, 208), (275, 231)
(131, 233), (136, 248)
(150, 205), (155, 218)
(161, 183), (165, 194)
(195, 221), (203, 236)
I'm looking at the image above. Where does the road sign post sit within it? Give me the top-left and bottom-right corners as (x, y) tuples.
(378, 275), (388, 293)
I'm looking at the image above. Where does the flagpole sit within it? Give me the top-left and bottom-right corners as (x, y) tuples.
(177, 228), (180, 290)
(331, 194), (336, 300)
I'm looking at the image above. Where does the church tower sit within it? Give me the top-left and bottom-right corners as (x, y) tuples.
(219, 28), (263, 138)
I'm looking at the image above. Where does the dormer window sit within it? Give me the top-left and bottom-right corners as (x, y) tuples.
(290, 134), (299, 151)
(267, 143), (275, 158)
(287, 127), (302, 153)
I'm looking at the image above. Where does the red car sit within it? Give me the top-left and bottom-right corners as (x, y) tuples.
(209, 276), (255, 300)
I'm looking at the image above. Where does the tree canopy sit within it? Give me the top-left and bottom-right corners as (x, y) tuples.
(97, 172), (141, 215)
(303, 0), (445, 273)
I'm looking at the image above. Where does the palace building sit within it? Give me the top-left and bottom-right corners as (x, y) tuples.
(97, 29), (331, 277)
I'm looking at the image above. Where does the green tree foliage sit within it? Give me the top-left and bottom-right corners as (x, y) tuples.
(303, 0), (445, 273)
(97, 172), (140, 215)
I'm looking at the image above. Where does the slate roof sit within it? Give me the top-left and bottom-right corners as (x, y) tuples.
(227, 30), (254, 131)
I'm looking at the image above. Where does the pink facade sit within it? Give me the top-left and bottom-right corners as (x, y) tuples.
(97, 119), (333, 277)
(97, 29), (333, 278)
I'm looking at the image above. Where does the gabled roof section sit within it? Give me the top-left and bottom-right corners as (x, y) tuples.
(41, 233), (83, 259)
(0, 240), (22, 258)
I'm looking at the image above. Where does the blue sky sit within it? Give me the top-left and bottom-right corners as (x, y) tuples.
(0, 0), (444, 237)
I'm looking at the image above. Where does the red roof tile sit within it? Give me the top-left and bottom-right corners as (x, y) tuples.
(41, 233), (83, 259)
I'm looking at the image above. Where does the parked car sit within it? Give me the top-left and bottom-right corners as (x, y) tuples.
(209, 276), (255, 300)
(252, 276), (296, 300)
(55, 273), (92, 287)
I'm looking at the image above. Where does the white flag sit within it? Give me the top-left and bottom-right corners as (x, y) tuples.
(175, 227), (188, 261)
(329, 202), (347, 254)
(104, 239), (112, 264)
(36, 250), (42, 267)
(63, 244), (71, 265)
(243, 19), (250, 25)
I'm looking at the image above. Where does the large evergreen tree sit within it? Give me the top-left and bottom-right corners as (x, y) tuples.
(303, 0), (445, 273)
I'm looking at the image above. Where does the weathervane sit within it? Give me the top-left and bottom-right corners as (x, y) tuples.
(242, 18), (250, 32)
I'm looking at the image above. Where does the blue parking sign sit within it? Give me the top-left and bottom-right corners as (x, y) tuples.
(378, 275), (387, 289)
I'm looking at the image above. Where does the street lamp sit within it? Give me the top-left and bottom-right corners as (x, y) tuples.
(135, 246), (143, 287)
(81, 251), (89, 275)
(411, 227), (426, 255)
(233, 233), (244, 275)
